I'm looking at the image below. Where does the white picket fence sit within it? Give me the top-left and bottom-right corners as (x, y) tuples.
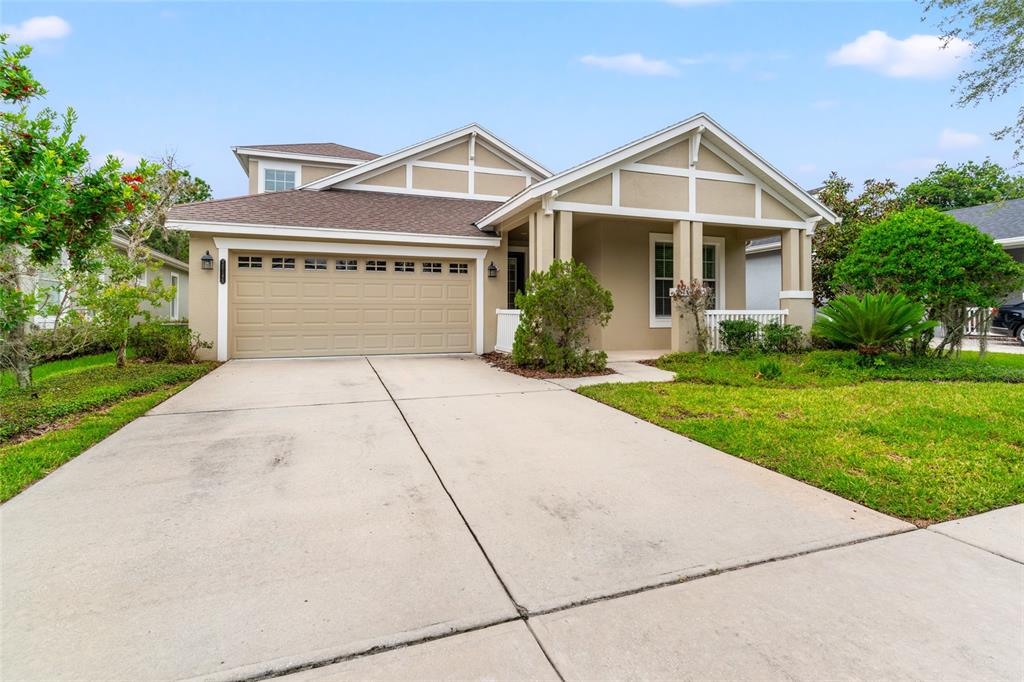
(934, 307), (986, 337)
(495, 309), (523, 353)
(705, 309), (789, 352)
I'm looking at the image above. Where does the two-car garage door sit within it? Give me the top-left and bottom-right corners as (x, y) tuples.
(229, 252), (474, 358)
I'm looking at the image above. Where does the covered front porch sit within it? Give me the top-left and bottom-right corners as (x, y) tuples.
(494, 210), (813, 354)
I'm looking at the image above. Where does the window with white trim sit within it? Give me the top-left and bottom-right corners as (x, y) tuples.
(653, 240), (673, 319)
(271, 256), (295, 270)
(449, 262), (468, 274)
(366, 260), (387, 272)
(170, 274), (179, 319)
(336, 259), (357, 271)
(394, 261), (415, 273)
(702, 244), (718, 306)
(264, 168), (296, 192)
(422, 261), (442, 273)
(237, 255), (262, 269)
(304, 257), (327, 271)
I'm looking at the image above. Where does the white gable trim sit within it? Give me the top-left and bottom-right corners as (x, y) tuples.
(476, 113), (837, 229)
(166, 219), (501, 247)
(234, 147), (372, 167)
(300, 123), (551, 191)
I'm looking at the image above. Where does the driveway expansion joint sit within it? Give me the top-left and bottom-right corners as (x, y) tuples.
(926, 528), (1024, 566)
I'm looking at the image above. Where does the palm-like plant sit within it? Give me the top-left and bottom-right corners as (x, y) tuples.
(812, 293), (937, 357)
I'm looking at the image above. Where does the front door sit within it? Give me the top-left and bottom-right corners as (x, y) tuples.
(507, 251), (526, 308)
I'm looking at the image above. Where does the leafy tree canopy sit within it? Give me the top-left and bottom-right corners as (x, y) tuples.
(902, 159), (1024, 210)
(138, 162), (212, 262)
(923, 0), (1024, 160)
(811, 172), (902, 306)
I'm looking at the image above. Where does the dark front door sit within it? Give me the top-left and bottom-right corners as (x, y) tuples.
(507, 251), (526, 308)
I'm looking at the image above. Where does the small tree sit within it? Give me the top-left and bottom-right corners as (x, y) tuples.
(669, 278), (713, 353)
(811, 172), (903, 306)
(0, 36), (133, 387)
(834, 208), (1024, 356)
(511, 259), (613, 373)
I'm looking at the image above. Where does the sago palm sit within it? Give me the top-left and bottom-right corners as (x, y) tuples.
(812, 293), (937, 356)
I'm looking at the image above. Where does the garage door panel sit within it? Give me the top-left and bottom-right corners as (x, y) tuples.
(229, 253), (475, 358)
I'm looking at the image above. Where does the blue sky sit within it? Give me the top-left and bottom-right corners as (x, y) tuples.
(3, 1), (1018, 198)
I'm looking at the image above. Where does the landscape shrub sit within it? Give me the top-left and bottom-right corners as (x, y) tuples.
(812, 293), (937, 361)
(760, 322), (804, 353)
(757, 359), (782, 381)
(511, 259), (613, 373)
(718, 319), (760, 352)
(129, 321), (210, 363)
(26, 321), (108, 363)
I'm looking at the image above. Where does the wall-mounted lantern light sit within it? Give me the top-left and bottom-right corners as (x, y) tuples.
(201, 250), (214, 270)
(487, 261), (498, 278)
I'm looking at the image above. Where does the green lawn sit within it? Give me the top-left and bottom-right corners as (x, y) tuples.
(1, 353), (215, 501)
(0, 384), (189, 502)
(580, 350), (1024, 523)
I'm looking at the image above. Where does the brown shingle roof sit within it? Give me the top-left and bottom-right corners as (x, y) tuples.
(239, 143), (379, 161)
(167, 189), (500, 238)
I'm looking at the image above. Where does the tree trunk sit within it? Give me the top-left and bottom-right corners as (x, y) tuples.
(116, 338), (127, 368)
(12, 322), (32, 388)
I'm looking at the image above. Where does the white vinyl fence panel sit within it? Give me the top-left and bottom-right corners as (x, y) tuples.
(705, 309), (788, 352)
(495, 309), (522, 353)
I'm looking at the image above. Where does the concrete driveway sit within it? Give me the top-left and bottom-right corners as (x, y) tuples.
(2, 356), (1021, 681)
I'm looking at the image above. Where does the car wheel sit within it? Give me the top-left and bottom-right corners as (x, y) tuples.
(1017, 325), (1024, 346)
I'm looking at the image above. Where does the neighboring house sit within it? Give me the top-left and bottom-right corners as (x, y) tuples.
(946, 199), (1024, 304)
(167, 114), (836, 361)
(747, 197), (1024, 308)
(32, 236), (189, 328)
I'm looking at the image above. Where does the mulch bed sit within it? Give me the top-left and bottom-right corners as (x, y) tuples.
(482, 352), (616, 380)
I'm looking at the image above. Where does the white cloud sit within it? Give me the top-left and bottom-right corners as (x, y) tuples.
(579, 53), (678, 77)
(938, 128), (981, 149)
(828, 30), (971, 78)
(812, 99), (839, 110)
(678, 51), (787, 72)
(798, 163), (818, 173)
(0, 16), (71, 43)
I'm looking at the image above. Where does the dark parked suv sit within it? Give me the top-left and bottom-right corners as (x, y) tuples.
(992, 302), (1024, 345)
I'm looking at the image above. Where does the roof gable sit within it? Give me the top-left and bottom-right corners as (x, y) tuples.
(300, 124), (551, 199)
(477, 113), (837, 230)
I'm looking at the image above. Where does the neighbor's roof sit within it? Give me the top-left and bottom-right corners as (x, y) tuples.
(234, 143), (380, 161)
(946, 199), (1024, 242)
(167, 189), (500, 239)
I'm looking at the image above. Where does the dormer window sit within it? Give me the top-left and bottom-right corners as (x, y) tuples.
(264, 168), (296, 192)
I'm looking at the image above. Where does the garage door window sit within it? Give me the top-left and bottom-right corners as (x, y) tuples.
(304, 257), (327, 271)
(422, 262), (442, 273)
(238, 256), (262, 269)
(271, 257), (295, 270)
(336, 259), (357, 271)
(449, 263), (468, 274)
(394, 261), (415, 273)
(366, 260), (387, 272)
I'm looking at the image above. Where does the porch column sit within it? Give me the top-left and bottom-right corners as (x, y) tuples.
(533, 209), (555, 272)
(556, 211), (573, 261)
(528, 213), (538, 273)
(779, 227), (814, 335)
(671, 220), (698, 352)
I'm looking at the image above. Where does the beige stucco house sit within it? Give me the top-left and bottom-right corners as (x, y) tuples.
(167, 114), (836, 361)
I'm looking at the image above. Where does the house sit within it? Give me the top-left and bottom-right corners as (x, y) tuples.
(32, 235), (189, 328)
(167, 114), (835, 361)
(946, 198), (1024, 304)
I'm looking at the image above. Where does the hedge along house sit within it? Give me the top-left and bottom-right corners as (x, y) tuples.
(167, 114), (836, 361)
